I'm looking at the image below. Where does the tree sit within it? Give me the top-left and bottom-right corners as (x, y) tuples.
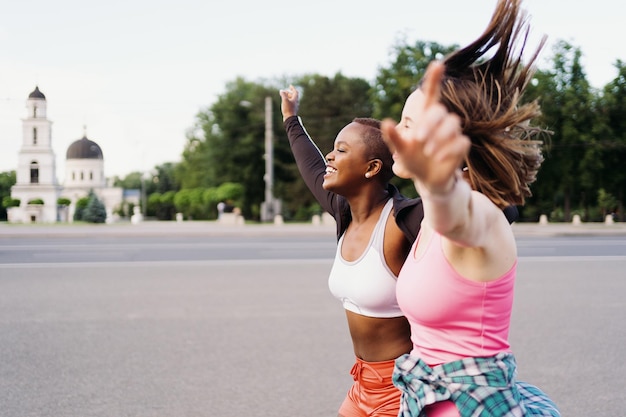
(371, 37), (456, 121)
(82, 191), (107, 223)
(152, 162), (181, 194)
(178, 78), (274, 219)
(114, 169), (173, 217)
(0, 171), (16, 221)
(597, 188), (618, 219)
(597, 60), (626, 220)
(180, 74), (372, 221)
(169, 39), (620, 223)
(113, 171), (143, 189)
(524, 41), (596, 221)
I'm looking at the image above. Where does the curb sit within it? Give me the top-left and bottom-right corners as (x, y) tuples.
(2, 221), (626, 238)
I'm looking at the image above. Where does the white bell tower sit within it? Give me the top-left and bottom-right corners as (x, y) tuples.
(9, 86), (62, 223)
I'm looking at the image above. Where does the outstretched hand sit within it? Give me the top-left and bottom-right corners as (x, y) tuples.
(381, 61), (470, 194)
(279, 85), (299, 121)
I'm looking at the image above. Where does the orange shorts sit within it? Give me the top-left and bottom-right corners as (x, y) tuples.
(338, 357), (401, 417)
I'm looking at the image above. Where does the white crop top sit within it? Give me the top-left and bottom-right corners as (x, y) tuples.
(328, 199), (403, 318)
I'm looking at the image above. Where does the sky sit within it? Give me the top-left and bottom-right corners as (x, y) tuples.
(1, 0), (623, 181)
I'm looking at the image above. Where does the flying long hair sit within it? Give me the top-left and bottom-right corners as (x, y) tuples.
(431, 0), (548, 208)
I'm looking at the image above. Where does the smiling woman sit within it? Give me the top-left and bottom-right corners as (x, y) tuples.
(279, 85), (424, 417)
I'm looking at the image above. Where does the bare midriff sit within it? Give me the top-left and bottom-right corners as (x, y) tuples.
(345, 310), (412, 362)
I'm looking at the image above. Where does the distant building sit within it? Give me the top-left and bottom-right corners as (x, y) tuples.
(7, 86), (137, 223)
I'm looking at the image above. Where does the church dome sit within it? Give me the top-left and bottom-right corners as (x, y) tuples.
(66, 136), (104, 159)
(28, 86), (46, 100)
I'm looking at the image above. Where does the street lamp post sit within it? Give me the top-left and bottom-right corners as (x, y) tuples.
(243, 97), (280, 222)
(261, 96), (275, 222)
(260, 96), (282, 222)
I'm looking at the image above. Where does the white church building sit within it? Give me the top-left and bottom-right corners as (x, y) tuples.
(7, 86), (132, 223)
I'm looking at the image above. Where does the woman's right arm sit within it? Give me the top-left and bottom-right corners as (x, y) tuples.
(280, 86), (336, 215)
(283, 116), (336, 215)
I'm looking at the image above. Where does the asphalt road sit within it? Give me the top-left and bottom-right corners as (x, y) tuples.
(0, 223), (624, 417)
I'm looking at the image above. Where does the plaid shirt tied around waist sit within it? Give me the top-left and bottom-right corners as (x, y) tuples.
(392, 352), (560, 417)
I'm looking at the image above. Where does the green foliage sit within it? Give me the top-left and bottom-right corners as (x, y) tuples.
(549, 207), (565, 222)
(177, 78), (273, 218)
(113, 171), (143, 189)
(0, 171), (16, 221)
(73, 196), (90, 221)
(162, 182), (247, 220)
(82, 192), (107, 223)
(147, 192), (161, 218)
(173, 189), (193, 217)
(292, 202), (323, 222)
(598, 189), (618, 215)
(157, 191), (177, 220)
(598, 60), (626, 221)
(27, 198), (45, 205)
(114, 164), (181, 220)
(178, 74), (372, 220)
(371, 38), (456, 121)
(113, 163), (181, 197)
(391, 177), (419, 199)
(2, 196), (20, 208)
(152, 162), (181, 194)
(216, 182), (244, 205)
(0, 171), (16, 191)
(524, 41), (601, 220)
(168, 37), (626, 223)
(57, 197), (71, 206)
(187, 188), (206, 219)
(517, 205), (540, 223)
(202, 188), (220, 205)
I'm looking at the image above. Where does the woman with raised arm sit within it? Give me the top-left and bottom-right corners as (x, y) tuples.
(381, 0), (560, 416)
(279, 87), (424, 417)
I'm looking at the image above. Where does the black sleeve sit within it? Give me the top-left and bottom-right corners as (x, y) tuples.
(393, 196), (424, 245)
(503, 205), (519, 224)
(284, 115), (338, 217)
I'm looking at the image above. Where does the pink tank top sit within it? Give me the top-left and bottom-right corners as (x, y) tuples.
(396, 230), (515, 365)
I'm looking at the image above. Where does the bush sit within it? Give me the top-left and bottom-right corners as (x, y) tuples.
(146, 191), (177, 220)
(216, 182), (245, 206)
(549, 208), (564, 222)
(174, 189), (192, 217)
(27, 198), (44, 205)
(57, 197), (71, 206)
(73, 196), (90, 221)
(158, 191), (176, 220)
(2, 196), (20, 208)
(293, 202), (322, 221)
